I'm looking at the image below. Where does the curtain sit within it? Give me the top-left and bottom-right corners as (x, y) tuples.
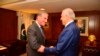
(17, 11), (34, 40)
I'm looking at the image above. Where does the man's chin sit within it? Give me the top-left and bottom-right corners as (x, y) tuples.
(41, 24), (45, 26)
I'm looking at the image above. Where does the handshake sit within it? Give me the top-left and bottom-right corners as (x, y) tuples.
(37, 45), (54, 53)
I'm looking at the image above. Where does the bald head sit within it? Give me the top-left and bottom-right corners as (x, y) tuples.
(62, 8), (75, 19)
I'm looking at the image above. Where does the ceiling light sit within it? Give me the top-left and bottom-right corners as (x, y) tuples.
(40, 8), (45, 11)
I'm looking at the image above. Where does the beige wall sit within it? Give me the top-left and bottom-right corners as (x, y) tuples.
(17, 11), (34, 40)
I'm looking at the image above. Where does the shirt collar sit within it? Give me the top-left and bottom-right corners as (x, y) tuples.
(65, 20), (74, 27)
(36, 21), (41, 28)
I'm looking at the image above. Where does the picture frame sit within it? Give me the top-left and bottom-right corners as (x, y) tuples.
(75, 17), (89, 36)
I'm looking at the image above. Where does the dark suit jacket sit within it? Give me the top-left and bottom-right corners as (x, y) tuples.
(27, 21), (45, 56)
(45, 22), (80, 56)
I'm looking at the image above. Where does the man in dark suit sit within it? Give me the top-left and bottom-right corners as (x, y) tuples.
(38, 8), (80, 56)
(26, 11), (48, 56)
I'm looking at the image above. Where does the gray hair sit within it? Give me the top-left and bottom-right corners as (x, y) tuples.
(63, 8), (75, 19)
(35, 10), (48, 20)
(37, 10), (48, 16)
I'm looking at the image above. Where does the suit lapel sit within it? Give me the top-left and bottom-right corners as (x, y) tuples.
(33, 22), (45, 38)
(59, 22), (75, 38)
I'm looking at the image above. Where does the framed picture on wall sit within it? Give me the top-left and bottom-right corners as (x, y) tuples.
(75, 17), (89, 36)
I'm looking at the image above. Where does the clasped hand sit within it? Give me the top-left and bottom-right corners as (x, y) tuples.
(37, 45), (54, 53)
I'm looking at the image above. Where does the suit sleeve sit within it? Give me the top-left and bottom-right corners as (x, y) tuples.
(45, 29), (74, 55)
(27, 27), (40, 50)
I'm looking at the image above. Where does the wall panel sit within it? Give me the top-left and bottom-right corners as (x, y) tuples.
(0, 8), (18, 44)
(44, 11), (100, 47)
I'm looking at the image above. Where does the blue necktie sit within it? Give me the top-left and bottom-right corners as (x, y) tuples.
(40, 27), (43, 33)
(40, 27), (45, 37)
